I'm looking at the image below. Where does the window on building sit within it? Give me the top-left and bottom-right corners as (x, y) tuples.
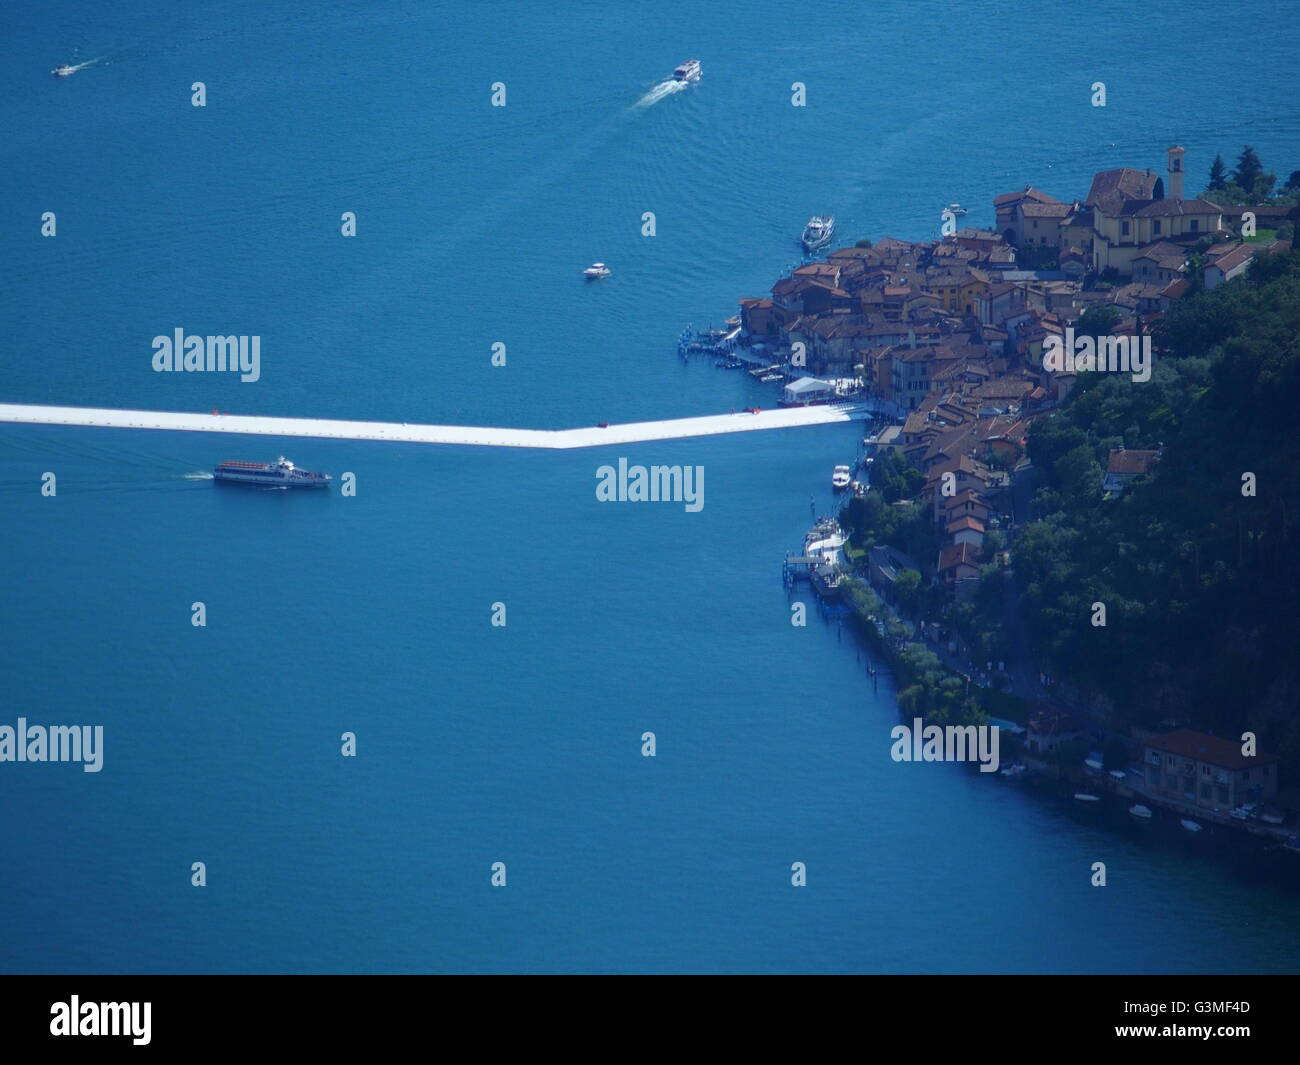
(1154, 221), (1162, 235)
(1190, 220), (1199, 232)
(1121, 221), (1130, 236)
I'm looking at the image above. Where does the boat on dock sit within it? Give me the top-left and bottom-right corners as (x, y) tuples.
(678, 324), (740, 358)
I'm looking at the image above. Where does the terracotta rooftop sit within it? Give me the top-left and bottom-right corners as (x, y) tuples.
(1146, 729), (1276, 771)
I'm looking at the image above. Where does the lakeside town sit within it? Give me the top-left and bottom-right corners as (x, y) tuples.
(695, 145), (1300, 858)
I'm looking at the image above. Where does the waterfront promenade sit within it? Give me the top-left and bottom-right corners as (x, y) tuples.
(0, 402), (875, 449)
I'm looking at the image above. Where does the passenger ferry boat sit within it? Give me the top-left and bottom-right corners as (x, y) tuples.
(213, 456), (330, 487)
(673, 59), (701, 82)
(804, 517), (847, 562)
(801, 215), (834, 252)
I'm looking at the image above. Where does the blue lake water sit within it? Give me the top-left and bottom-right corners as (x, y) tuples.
(2, 0), (1300, 972)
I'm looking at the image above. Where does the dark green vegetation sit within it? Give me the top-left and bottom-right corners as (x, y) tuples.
(1018, 249), (1300, 771)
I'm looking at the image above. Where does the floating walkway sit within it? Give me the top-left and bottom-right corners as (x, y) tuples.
(0, 402), (874, 450)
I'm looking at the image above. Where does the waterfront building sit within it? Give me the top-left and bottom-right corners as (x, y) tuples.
(1143, 730), (1279, 813)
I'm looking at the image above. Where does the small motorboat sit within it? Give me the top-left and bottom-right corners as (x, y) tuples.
(946, 202), (968, 216)
(1074, 793), (1101, 804)
(1180, 819), (1203, 834)
(673, 59), (702, 82)
(831, 465), (852, 491)
(1128, 804), (1153, 821)
(583, 262), (610, 279)
(1260, 807), (1285, 826)
(1000, 764), (1027, 779)
(801, 215), (834, 253)
(1108, 769), (1127, 783)
(52, 64), (77, 77)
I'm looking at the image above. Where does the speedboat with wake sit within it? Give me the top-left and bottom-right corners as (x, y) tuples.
(52, 64), (77, 77)
(673, 59), (701, 82)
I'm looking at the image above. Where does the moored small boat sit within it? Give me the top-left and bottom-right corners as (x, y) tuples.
(1128, 804), (1153, 821)
(1180, 819), (1203, 834)
(1074, 792), (1101, 804)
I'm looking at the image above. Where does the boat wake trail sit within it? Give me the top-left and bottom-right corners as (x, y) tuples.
(181, 472), (214, 480)
(633, 79), (689, 109)
(67, 56), (105, 73)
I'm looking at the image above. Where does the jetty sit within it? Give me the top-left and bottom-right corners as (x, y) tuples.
(0, 402), (874, 450)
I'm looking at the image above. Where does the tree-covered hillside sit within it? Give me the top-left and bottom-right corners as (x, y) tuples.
(1018, 249), (1300, 769)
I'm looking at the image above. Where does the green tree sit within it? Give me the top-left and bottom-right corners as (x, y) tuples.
(1208, 154), (1228, 191)
(1232, 146), (1264, 193)
(1075, 304), (1121, 343)
(893, 568), (922, 615)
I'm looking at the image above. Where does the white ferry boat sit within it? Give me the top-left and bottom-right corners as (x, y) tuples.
(831, 465), (852, 491)
(801, 215), (834, 252)
(213, 456), (330, 488)
(804, 517), (847, 562)
(583, 262), (610, 279)
(673, 59), (701, 82)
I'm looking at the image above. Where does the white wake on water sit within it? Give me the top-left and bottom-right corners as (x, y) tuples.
(633, 79), (689, 109)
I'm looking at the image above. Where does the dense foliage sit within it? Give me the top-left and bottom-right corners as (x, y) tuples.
(1017, 250), (1300, 771)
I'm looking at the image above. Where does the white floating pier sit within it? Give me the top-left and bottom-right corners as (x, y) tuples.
(0, 402), (874, 450)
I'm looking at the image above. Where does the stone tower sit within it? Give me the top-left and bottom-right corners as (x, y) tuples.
(1167, 146), (1185, 201)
